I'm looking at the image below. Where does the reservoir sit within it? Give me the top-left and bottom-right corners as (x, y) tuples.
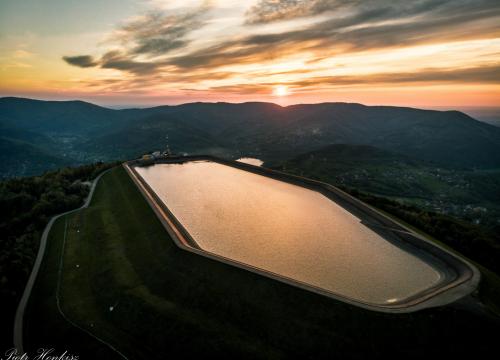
(134, 161), (447, 306)
(236, 157), (263, 166)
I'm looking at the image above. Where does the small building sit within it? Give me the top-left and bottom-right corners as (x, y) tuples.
(140, 154), (154, 165)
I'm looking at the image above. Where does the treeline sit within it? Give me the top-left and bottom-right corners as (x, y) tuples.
(343, 188), (500, 274)
(0, 161), (117, 347)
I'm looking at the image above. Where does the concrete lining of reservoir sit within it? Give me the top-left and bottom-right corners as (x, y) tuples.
(123, 156), (480, 313)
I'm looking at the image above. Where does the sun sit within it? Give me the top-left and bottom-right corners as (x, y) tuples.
(273, 85), (289, 97)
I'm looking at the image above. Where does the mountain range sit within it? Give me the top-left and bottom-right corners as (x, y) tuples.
(2, 97), (500, 178)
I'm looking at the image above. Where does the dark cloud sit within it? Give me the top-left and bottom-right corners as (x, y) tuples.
(62, 50), (166, 75)
(62, 1), (500, 92)
(387, 64), (500, 84)
(286, 63), (500, 88)
(246, 0), (314, 24)
(246, 0), (364, 24)
(63, 2), (212, 74)
(202, 63), (500, 95)
(245, 0), (493, 25)
(116, 2), (211, 57)
(99, 50), (164, 75)
(80, 70), (239, 92)
(170, 0), (500, 70)
(62, 55), (98, 68)
(242, 0), (500, 47)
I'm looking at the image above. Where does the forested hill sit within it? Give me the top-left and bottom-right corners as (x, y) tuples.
(276, 144), (500, 218)
(2, 97), (500, 177)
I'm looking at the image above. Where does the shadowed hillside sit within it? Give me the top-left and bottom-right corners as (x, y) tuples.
(2, 98), (500, 177)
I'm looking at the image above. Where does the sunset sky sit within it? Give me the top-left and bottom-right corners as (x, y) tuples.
(1, 0), (499, 107)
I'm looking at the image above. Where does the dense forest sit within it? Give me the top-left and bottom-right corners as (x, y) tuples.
(0, 162), (117, 348)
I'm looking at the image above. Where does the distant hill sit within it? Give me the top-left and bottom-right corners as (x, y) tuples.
(278, 144), (458, 200)
(85, 102), (500, 168)
(0, 137), (70, 178)
(0, 97), (146, 176)
(276, 143), (500, 229)
(0, 97), (137, 134)
(481, 119), (500, 127)
(2, 97), (500, 177)
(459, 107), (500, 128)
(275, 144), (440, 198)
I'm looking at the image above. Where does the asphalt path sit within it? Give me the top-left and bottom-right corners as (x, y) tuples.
(12, 168), (127, 358)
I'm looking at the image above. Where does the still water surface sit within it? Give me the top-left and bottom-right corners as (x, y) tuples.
(135, 161), (443, 305)
(236, 158), (263, 166)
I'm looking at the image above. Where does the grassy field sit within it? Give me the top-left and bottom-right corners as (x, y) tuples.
(23, 216), (124, 359)
(25, 166), (499, 359)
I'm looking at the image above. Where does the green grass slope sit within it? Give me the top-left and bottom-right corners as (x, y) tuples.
(25, 166), (499, 359)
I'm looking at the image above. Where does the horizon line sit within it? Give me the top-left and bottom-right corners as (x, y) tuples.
(2, 95), (500, 113)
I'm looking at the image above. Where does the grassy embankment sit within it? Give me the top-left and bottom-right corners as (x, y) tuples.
(0, 162), (117, 349)
(25, 166), (499, 359)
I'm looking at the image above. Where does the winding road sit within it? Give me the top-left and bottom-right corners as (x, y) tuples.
(12, 168), (126, 358)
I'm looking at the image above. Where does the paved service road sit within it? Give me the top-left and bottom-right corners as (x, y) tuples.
(13, 169), (112, 354)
